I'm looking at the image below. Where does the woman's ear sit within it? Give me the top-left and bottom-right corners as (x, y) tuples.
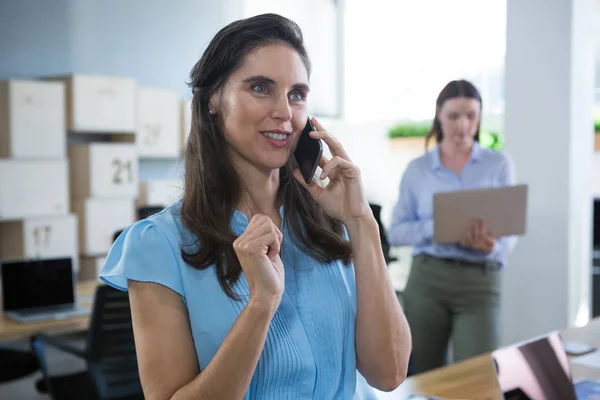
(208, 99), (216, 115)
(208, 92), (219, 116)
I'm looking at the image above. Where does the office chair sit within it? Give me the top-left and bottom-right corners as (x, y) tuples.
(31, 284), (143, 400)
(369, 203), (398, 264)
(0, 346), (39, 383)
(110, 205), (163, 243)
(137, 205), (163, 220)
(112, 229), (124, 243)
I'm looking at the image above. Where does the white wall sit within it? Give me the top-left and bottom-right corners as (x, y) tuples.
(0, 0), (73, 78)
(502, 0), (595, 345)
(68, 0), (225, 99)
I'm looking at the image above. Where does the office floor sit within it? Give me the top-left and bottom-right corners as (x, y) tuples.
(0, 332), (87, 400)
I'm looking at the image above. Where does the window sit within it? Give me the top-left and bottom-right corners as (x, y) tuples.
(344, 0), (507, 125)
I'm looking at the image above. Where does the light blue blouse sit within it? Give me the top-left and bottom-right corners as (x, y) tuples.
(388, 142), (518, 266)
(100, 201), (377, 399)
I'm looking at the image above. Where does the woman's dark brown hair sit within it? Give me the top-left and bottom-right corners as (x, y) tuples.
(182, 13), (352, 300)
(425, 79), (483, 150)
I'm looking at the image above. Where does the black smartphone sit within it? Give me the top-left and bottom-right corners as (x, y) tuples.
(294, 118), (323, 184)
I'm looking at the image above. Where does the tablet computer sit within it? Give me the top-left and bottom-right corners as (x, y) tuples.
(433, 184), (528, 244)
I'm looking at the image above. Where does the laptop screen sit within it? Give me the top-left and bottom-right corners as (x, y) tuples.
(492, 332), (577, 400)
(1, 257), (75, 311)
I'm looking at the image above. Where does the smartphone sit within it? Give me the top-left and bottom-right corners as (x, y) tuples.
(294, 118), (323, 184)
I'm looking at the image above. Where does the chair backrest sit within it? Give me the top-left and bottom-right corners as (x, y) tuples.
(86, 284), (142, 399)
(137, 205), (164, 220)
(369, 203), (392, 264)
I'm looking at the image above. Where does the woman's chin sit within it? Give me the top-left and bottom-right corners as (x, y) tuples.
(269, 153), (292, 169)
(451, 137), (473, 148)
(259, 158), (289, 172)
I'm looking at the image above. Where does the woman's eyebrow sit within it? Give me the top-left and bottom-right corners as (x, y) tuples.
(292, 83), (310, 92)
(242, 75), (276, 84)
(242, 75), (310, 92)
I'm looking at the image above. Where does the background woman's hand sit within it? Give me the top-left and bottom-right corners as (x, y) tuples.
(233, 215), (284, 309)
(459, 218), (496, 253)
(293, 117), (371, 225)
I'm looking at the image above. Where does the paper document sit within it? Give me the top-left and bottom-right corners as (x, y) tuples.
(571, 350), (600, 369)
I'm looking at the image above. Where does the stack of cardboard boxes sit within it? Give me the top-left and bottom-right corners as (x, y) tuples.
(0, 80), (78, 277)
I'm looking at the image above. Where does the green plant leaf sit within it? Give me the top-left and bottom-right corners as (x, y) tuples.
(388, 121), (505, 151)
(387, 121), (431, 138)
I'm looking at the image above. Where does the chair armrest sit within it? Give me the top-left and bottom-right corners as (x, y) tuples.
(33, 333), (89, 360)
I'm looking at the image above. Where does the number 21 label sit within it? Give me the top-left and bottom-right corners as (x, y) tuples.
(112, 159), (132, 185)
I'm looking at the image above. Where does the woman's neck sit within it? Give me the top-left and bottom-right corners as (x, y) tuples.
(438, 141), (473, 174)
(235, 162), (281, 223)
(439, 141), (472, 160)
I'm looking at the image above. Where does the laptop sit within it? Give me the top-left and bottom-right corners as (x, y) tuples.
(492, 332), (600, 399)
(1, 257), (91, 323)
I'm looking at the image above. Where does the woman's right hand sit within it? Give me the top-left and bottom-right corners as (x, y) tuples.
(459, 218), (496, 253)
(233, 214), (285, 310)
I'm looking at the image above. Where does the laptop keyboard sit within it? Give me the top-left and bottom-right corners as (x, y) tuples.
(17, 304), (76, 316)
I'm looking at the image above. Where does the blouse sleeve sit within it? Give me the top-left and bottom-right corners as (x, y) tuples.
(99, 219), (185, 297)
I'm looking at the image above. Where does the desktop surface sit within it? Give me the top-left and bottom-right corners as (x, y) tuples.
(374, 318), (600, 399)
(0, 280), (98, 342)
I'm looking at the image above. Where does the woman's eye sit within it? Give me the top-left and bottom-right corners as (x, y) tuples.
(251, 84), (268, 94)
(289, 91), (305, 101)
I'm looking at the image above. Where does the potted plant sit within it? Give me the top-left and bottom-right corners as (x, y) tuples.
(387, 121), (431, 155)
(387, 120), (504, 153)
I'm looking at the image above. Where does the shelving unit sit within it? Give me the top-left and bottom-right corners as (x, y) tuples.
(0, 74), (188, 283)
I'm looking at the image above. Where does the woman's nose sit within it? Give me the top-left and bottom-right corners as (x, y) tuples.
(271, 94), (292, 121)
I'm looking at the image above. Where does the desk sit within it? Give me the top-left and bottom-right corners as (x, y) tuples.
(376, 318), (600, 399)
(3, 282), (598, 397)
(0, 281), (99, 343)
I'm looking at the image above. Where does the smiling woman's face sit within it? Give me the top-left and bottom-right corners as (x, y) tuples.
(213, 43), (310, 173)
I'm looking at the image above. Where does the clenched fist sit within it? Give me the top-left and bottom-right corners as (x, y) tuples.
(233, 215), (285, 310)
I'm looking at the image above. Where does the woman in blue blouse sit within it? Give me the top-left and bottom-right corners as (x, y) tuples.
(100, 13), (411, 399)
(389, 80), (517, 374)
